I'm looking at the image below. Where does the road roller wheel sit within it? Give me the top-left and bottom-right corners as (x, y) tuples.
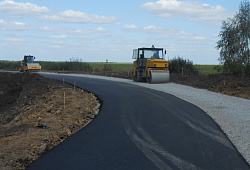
(132, 75), (136, 82)
(146, 74), (152, 84)
(19, 64), (24, 72)
(136, 71), (143, 82)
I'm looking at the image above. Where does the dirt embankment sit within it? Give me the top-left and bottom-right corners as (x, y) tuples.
(170, 73), (250, 99)
(0, 72), (100, 169)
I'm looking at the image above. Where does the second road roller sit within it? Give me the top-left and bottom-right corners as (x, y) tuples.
(132, 45), (170, 84)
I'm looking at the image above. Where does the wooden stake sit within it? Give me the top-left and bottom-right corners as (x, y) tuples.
(64, 92), (66, 109)
(182, 68), (184, 76)
(74, 81), (76, 91)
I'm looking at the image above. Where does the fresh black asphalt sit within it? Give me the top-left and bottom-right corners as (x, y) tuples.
(27, 73), (249, 170)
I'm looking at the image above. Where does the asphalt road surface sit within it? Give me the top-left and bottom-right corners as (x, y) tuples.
(27, 73), (249, 170)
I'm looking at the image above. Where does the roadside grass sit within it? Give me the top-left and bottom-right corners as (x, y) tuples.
(89, 63), (134, 72)
(0, 60), (222, 74)
(39, 61), (93, 71)
(194, 64), (223, 75)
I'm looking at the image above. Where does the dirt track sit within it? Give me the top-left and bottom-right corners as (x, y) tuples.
(0, 72), (100, 169)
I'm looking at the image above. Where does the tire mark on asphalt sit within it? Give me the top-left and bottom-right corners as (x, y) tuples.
(141, 89), (234, 150)
(140, 91), (229, 145)
(181, 110), (225, 137)
(121, 109), (173, 170)
(130, 114), (203, 170)
(167, 105), (234, 150)
(121, 98), (203, 170)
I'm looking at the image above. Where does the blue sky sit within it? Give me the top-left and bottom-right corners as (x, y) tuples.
(0, 0), (240, 64)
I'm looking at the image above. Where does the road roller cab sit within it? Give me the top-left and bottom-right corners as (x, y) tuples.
(132, 45), (170, 83)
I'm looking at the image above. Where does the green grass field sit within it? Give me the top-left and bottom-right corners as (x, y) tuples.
(0, 60), (222, 74)
(194, 64), (223, 75)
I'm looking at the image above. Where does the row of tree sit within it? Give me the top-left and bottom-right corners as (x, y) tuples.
(216, 0), (250, 77)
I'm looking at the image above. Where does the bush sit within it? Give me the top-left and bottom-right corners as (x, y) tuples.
(169, 57), (198, 75)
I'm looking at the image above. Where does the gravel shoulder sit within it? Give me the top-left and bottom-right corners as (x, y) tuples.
(50, 73), (250, 165)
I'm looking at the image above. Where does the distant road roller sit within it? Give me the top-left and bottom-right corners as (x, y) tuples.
(19, 55), (41, 72)
(132, 45), (170, 83)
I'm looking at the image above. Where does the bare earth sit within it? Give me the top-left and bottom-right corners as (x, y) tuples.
(0, 72), (100, 169)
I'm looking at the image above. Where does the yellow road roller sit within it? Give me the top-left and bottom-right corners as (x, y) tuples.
(19, 55), (41, 72)
(132, 45), (170, 83)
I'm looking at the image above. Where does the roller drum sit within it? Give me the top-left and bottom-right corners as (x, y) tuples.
(150, 71), (170, 84)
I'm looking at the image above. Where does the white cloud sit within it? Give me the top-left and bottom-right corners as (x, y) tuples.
(124, 24), (139, 30)
(0, 20), (65, 32)
(0, 0), (49, 18)
(4, 38), (24, 42)
(53, 45), (61, 48)
(39, 26), (51, 31)
(180, 35), (207, 42)
(40, 10), (117, 24)
(141, 0), (230, 24)
(70, 29), (84, 34)
(123, 24), (190, 36)
(195, 36), (206, 40)
(69, 27), (106, 35)
(0, 19), (34, 31)
(94, 27), (105, 32)
(143, 25), (165, 33)
(166, 48), (176, 51)
(50, 35), (67, 39)
(0, 1), (117, 25)
(54, 41), (63, 44)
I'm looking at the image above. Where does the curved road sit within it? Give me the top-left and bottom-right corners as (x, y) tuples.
(27, 73), (249, 170)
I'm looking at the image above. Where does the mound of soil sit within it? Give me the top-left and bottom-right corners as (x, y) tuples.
(0, 72), (100, 169)
(170, 73), (250, 99)
(0, 73), (50, 125)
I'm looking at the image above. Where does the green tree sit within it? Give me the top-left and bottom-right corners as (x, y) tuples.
(216, 0), (250, 76)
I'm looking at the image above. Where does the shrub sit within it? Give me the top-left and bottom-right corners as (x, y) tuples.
(169, 57), (198, 75)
